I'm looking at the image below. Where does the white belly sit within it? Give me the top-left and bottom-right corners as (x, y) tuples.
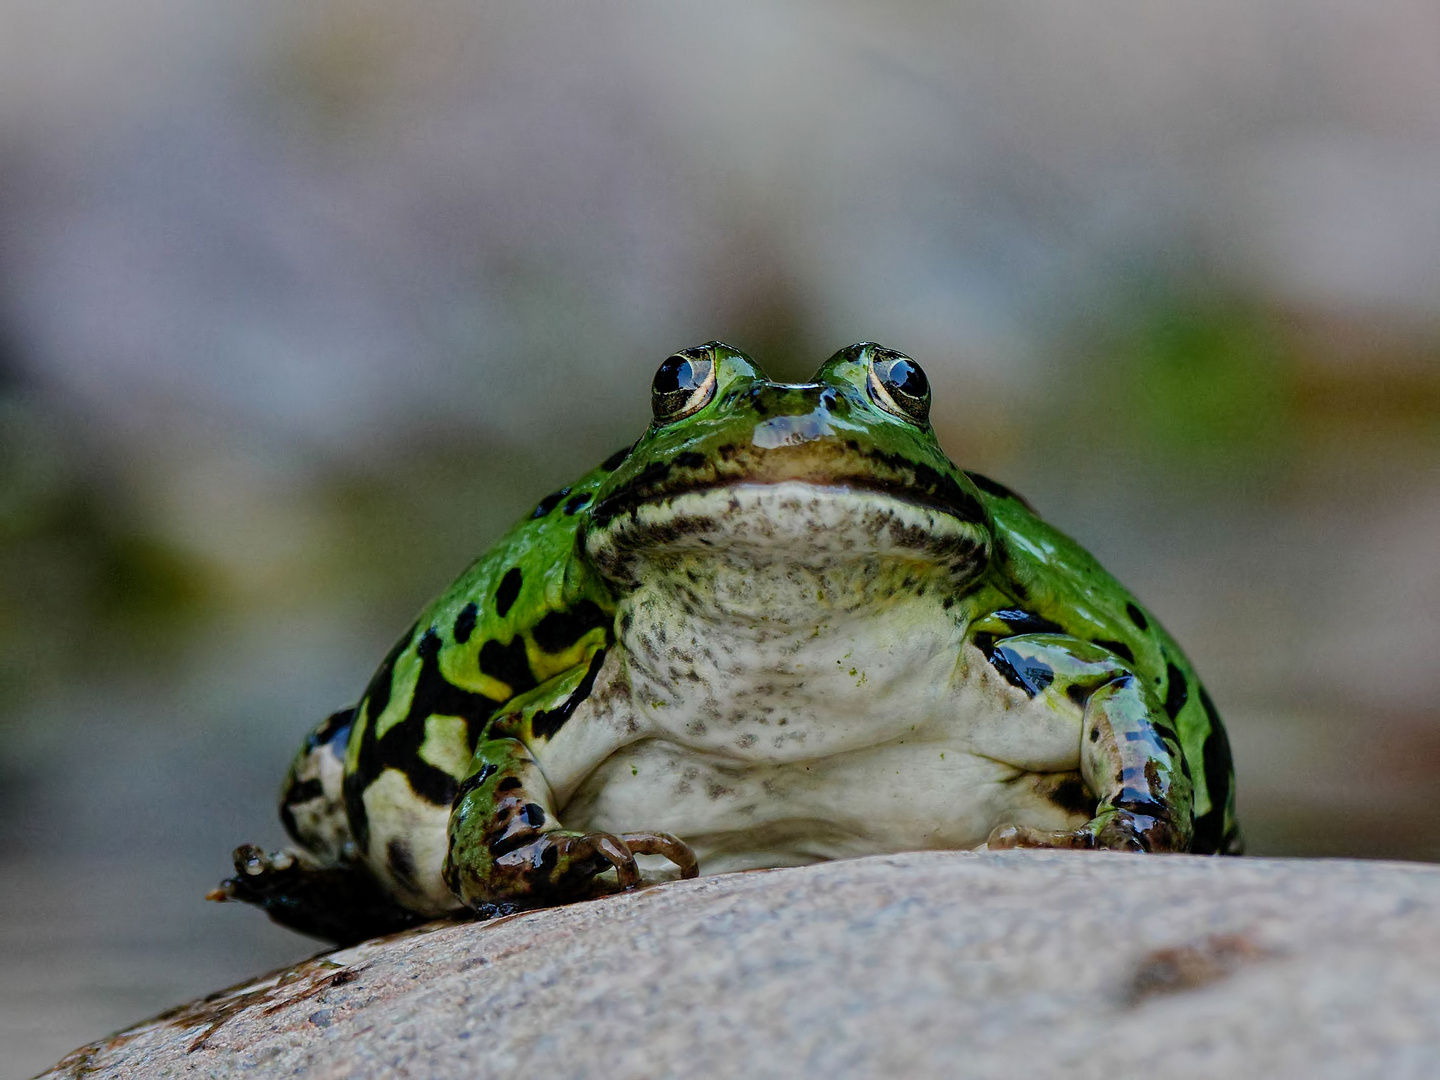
(541, 546), (1090, 877)
(556, 637), (1090, 875)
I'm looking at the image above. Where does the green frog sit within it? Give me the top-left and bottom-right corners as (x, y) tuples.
(214, 342), (1240, 944)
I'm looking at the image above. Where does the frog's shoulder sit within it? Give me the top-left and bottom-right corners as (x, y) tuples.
(964, 469), (1182, 682)
(348, 449), (629, 768)
(421, 451), (628, 690)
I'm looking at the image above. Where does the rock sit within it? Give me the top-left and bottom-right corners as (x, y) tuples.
(39, 851), (1440, 1078)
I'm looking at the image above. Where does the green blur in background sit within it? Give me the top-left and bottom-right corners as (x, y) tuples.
(2, 2), (1439, 1075)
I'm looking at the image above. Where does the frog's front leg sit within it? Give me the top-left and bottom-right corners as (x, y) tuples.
(444, 666), (697, 912)
(974, 629), (1194, 853)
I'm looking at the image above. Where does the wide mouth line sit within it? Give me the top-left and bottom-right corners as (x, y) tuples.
(590, 476), (985, 531)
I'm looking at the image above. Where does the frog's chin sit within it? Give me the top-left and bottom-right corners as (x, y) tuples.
(581, 480), (991, 593)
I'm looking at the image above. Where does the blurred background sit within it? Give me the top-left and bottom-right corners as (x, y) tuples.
(2, 1), (1438, 1073)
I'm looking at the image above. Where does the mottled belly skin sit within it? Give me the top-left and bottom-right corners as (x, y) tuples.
(549, 624), (1094, 879)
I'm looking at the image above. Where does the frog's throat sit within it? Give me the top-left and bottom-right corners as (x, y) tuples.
(581, 480), (991, 592)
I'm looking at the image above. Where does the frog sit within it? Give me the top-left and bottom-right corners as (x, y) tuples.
(213, 342), (1240, 945)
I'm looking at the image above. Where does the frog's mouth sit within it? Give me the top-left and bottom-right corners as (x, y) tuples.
(582, 478), (991, 592)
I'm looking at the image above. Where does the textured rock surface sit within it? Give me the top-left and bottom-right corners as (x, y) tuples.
(40, 851), (1440, 1079)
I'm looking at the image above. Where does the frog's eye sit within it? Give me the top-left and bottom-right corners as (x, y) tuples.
(651, 349), (717, 424)
(867, 349), (931, 425)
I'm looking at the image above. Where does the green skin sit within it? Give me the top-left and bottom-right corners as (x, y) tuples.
(215, 342), (1240, 945)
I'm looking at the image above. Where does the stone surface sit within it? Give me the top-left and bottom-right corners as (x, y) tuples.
(38, 851), (1440, 1079)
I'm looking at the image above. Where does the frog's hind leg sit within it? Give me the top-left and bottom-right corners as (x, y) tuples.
(210, 708), (422, 945)
(211, 842), (422, 946)
(279, 707), (357, 864)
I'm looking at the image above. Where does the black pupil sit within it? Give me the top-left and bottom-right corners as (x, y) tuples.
(654, 355), (701, 395)
(883, 358), (928, 399)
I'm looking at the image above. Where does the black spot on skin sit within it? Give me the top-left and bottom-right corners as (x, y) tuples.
(284, 707), (357, 840)
(386, 840), (418, 891)
(494, 568), (523, 618)
(1190, 688), (1234, 854)
(489, 829), (540, 859)
(530, 487), (571, 520)
(1089, 726), (1101, 742)
(1026, 664), (1054, 693)
(521, 803), (547, 828)
(479, 636), (538, 695)
(453, 602), (479, 644)
(963, 470), (1037, 512)
(1095, 639), (1136, 665)
(345, 627), (505, 849)
(285, 778), (325, 805)
(1069, 684), (1091, 708)
(977, 633), (1057, 696)
(1163, 662), (1189, 721)
(672, 451), (706, 469)
(563, 493), (592, 515)
(533, 600), (611, 654)
(360, 625), (418, 730)
(532, 649), (608, 740)
(497, 776), (521, 792)
(1126, 603), (1150, 632)
(992, 609), (1063, 635)
(1113, 792), (1169, 819)
(456, 763), (497, 803)
(1048, 775), (1095, 817)
(986, 642), (1052, 697)
(343, 625), (417, 851)
(600, 445), (633, 471)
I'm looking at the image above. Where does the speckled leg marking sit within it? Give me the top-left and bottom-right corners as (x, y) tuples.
(211, 708), (420, 944)
(977, 632), (1194, 852)
(445, 662), (698, 912)
(445, 733), (696, 911)
(279, 708), (356, 864)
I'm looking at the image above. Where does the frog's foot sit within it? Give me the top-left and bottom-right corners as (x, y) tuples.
(986, 809), (1186, 854)
(480, 830), (698, 909)
(447, 736), (700, 911)
(211, 843), (423, 945)
(617, 831), (700, 879)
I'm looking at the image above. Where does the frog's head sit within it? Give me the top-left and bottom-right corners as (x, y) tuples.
(583, 342), (993, 603)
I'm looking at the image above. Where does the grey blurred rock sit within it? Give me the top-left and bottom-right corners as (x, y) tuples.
(38, 850), (1440, 1079)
